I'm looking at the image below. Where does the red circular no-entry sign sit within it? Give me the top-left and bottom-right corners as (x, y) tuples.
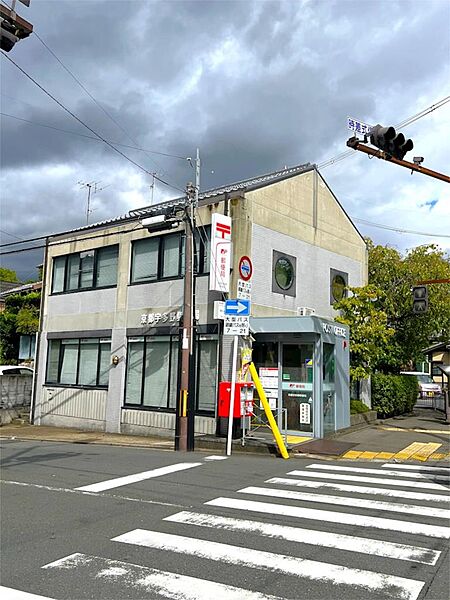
(239, 255), (253, 281)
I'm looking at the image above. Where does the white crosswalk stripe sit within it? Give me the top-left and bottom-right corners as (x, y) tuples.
(286, 468), (449, 490)
(238, 485), (450, 519)
(266, 475), (450, 503)
(164, 510), (441, 565)
(41, 461), (450, 599)
(304, 463), (450, 481)
(112, 529), (425, 600)
(381, 464), (450, 475)
(42, 553), (285, 600)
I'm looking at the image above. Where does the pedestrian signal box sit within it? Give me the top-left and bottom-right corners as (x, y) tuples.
(412, 285), (428, 314)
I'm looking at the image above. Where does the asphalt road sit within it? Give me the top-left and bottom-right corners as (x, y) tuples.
(1, 439), (449, 600)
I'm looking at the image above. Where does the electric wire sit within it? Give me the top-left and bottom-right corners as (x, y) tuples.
(32, 31), (169, 179)
(0, 51), (185, 193)
(0, 112), (188, 159)
(353, 218), (450, 238)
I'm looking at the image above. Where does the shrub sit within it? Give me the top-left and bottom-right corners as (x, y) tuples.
(350, 399), (370, 414)
(371, 373), (419, 418)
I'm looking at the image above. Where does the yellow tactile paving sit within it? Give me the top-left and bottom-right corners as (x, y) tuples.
(394, 442), (429, 460)
(342, 450), (363, 459)
(375, 452), (395, 459)
(380, 426), (450, 435)
(428, 453), (450, 461)
(411, 443), (442, 462)
(342, 443), (449, 462)
(286, 436), (310, 445)
(358, 451), (379, 459)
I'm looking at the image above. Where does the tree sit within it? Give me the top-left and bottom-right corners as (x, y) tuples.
(334, 285), (395, 381)
(335, 240), (449, 381)
(0, 267), (19, 282)
(368, 241), (450, 370)
(0, 291), (40, 364)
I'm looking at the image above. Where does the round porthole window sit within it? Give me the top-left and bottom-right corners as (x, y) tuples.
(331, 274), (347, 302)
(275, 257), (294, 290)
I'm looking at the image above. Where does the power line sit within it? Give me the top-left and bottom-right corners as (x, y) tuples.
(32, 31), (167, 177)
(354, 217), (450, 238)
(0, 228), (24, 241)
(0, 112), (188, 159)
(0, 51), (185, 193)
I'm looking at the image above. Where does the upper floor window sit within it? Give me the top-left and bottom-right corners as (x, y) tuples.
(51, 245), (119, 294)
(272, 250), (296, 297)
(130, 227), (210, 285)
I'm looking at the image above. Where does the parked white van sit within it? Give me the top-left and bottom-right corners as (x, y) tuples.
(400, 371), (442, 407)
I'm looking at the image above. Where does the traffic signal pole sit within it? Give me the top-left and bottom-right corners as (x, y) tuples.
(346, 138), (450, 184)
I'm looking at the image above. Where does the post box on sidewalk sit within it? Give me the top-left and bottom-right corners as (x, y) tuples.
(217, 381), (254, 438)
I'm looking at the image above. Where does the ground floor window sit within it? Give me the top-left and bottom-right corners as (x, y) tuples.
(19, 335), (36, 361)
(46, 338), (111, 387)
(125, 334), (218, 414)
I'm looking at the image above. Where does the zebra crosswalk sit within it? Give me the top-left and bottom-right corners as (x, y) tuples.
(42, 461), (450, 600)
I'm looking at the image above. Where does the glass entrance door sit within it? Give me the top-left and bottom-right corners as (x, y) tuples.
(323, 343), (336, 435)
(282, 344), (314, 434)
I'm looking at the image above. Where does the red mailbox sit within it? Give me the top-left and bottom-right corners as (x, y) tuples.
(218, 381), (254, 417)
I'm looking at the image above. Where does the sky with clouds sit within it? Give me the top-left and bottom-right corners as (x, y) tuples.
(1, 0), (449, 280)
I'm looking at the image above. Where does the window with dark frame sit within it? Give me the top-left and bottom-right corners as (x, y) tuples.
(130, 227), (210, 285)
(124, 334), (217, 414)
(272, 250), (296, 297)
(51, 245), (119, 294)
(45, 338), (111, 387)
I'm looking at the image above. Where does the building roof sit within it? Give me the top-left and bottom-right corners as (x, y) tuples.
(50, 162), (313, 239)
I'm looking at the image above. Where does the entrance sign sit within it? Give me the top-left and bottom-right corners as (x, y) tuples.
(237, 279), (252, 300)
(224, 315), (249, 336)
(238, 255), (253, 281)
(225, 299), (250, 316)
(210, 214), (232, 292)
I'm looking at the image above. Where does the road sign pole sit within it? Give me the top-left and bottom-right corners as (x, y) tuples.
(226, 335), (239, 456)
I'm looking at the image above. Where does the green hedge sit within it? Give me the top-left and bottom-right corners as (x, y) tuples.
(350, 399), (370, 414)
(371, 373), (419, 418)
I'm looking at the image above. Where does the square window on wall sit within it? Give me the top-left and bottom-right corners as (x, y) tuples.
(330, 269), (348, 304)
(272, 250), (296, 297)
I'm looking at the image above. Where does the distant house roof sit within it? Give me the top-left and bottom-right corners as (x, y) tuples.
(423, 341), (450, 354)
(0, 281), (21, 294)
(0, 281), (42, 299)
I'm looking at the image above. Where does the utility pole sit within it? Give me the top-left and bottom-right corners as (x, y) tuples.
(176, 148), (201, 452)
(346, 138), (450, 184)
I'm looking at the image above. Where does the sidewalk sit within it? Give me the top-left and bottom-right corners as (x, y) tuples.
(0, 408), (449, 462)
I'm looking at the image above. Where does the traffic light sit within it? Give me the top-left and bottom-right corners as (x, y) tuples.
(412, 285), (428, 314)
(0, 4), (33, 52)
(370, 124), (414, 160)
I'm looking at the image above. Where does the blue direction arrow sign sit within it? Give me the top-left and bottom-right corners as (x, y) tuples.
(224, 299), (250, 316)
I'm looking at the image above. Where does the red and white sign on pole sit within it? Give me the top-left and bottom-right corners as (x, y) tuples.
(209, 213), (232, 292)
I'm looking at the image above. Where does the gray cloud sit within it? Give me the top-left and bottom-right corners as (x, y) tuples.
(1, 0), (449, 280)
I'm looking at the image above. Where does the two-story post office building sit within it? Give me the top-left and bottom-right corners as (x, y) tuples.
(32, 162), (367, 440)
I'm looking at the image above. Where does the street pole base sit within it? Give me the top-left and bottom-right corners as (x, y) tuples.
(179, 416), (188, 451)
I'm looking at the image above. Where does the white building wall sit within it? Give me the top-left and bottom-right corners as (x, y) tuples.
(251, 223), (364, 318)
